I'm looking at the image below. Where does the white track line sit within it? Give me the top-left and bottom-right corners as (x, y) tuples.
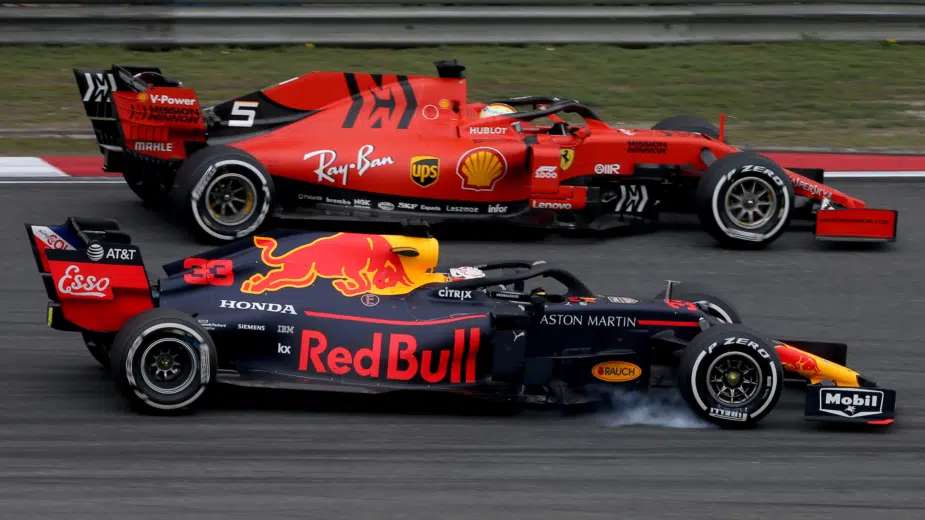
(0, 179), (125, 184)
(0, 157), (67, 177)
(825, 171), (925, 178)
(2, 172), (924, 184)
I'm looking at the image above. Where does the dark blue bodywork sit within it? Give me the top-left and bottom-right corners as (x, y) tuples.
(155, 229), (710, 403)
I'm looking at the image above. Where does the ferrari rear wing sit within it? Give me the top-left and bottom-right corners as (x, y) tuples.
(24, 218), (154, 334)
(73, 65), (207, 172)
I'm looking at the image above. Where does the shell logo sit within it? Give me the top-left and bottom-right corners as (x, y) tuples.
(592, 361), (641, 383)
(136, 92), (149, 102)
(456, 147), (508, 191)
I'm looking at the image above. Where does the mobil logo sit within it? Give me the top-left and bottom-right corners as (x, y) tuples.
(298, 328), (482, 384)
(240, 233), (417, 297)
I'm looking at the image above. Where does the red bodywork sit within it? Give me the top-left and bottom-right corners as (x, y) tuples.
(108, 64), (896, 241)
(26, 220), (154, 334)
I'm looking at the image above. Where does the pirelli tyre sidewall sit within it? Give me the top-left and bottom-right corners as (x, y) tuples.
(110, 308), (217, 414)
(696, 152), (795, 249)
(653, 283), (742, 324)
(679, 324), (783, 428)
(171, 145), (275, 242)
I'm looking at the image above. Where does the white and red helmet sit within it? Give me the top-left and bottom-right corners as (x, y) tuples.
(479, 103), (516, 118)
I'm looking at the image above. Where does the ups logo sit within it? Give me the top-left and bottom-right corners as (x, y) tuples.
(410, 156), (440, 187)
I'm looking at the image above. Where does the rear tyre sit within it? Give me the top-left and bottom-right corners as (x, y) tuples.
(653, 282), (742, 324)
(652, 115), (721, 141)
(679, 324), (783, 428)
(82, 332), (112, 369)
(122, 163), (173, 207)
(170, 145), (274, 243)
(110, 308), (217, 414)
(695, 151), (794, 249)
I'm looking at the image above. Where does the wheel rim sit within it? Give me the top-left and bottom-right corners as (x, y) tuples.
(140, 338), (198, 395)
(695, 300), (734, 323)
(204, 170), (257, 226)
(706, 352), (763, 407)
(723, 177), (777, 229)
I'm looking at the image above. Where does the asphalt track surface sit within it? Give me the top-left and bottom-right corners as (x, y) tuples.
(2, 180), (925, 520)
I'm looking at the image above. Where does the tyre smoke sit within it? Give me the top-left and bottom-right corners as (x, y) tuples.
(602, 389), (715, 429)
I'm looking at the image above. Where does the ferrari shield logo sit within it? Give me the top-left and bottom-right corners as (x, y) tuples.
(560, 149), (575, 171)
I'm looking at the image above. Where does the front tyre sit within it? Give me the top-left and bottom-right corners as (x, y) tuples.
(171, 145), (274, 243)
(110, 308), (217, 414)
(695, 151), (794, 249)
(679, 324), (783, 428)
(652, 115), (721, 141)
(653, 282), (742, 324)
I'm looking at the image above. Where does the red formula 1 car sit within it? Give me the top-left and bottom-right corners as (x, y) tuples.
(73, 60), (897, 248)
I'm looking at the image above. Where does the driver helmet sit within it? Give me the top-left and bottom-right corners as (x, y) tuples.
(479, 103), (515, 118)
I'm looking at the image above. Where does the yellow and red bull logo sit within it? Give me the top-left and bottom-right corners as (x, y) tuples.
(591, 361), (641, 382)
(240, 233), (446, 297)
(775, 343), (860, 386)
(456, 147), (508, 191)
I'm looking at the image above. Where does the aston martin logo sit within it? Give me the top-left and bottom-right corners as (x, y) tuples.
(560, 149), (574, 171)
(456, 147), (508, 191)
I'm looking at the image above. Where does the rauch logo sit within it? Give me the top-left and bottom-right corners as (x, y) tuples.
(591, 361), (641, 383)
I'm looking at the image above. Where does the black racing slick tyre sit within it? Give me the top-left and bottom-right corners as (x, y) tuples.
(122, 161), (174, 208)
(110, 308), (217, 414)
(82, 332), (112, 369)
(695, 152), (795, 249)
(170, 145), (274, 243)
(653, 283), (742, 324)
(652, 115), (721, 141)
(679, 324), (783, 428)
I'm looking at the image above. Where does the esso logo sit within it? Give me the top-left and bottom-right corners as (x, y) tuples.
(56, 265), (111, 298)
(534, 166), (558, 179)
(46, 235), (68, 250)
(595, 164), (620, 174)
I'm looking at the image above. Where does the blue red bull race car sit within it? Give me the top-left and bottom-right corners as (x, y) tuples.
(26, 217), (897, 428)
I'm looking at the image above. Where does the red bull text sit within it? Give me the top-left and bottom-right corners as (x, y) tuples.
(299, 328), (481, 384)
